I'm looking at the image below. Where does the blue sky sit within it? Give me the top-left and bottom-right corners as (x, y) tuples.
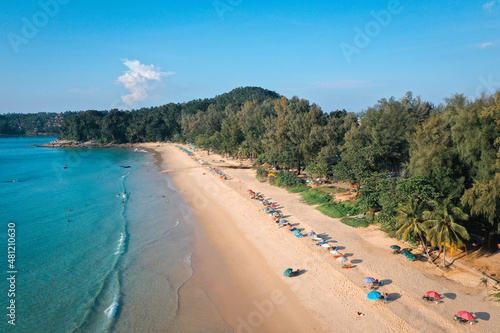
(1, 0), (499, 114)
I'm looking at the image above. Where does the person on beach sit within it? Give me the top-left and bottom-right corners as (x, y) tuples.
(371, 279), (380, 289)
(381, 293), (388, 303)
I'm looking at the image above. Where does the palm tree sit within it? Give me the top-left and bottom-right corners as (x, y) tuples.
(423, 199), (470, 268)
(395, 199), (431, 261)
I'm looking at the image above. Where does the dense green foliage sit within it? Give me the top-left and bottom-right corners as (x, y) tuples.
(4, 86), (500, 250)
(0, 112), (71, 135)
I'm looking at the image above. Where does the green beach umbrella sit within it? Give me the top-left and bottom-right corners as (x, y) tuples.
(401, 251), (411, 257)
(407, 254), (417, 261)
(390, 245), (401, 250)
(284, 268), (293, 276)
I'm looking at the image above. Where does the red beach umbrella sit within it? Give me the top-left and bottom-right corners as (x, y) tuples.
(269, 203), (276, 207)
(457, 311), (475, 321)
(426, 291), (441, 299)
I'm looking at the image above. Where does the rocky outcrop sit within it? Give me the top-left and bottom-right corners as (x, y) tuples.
(35, 139), (134, 148)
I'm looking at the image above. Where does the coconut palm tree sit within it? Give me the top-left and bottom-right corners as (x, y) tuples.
(395, 198), (431, 261)
(423, 198), (470, 267)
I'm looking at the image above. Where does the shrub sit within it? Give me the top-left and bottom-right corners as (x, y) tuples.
(300, 189), (332, 205)
(339, 217), (370, 228)
(287, 184), (310, 193)
(273, 171), (303, 187)
(316, 201), (362, 218)
(256, 168), (268, 178)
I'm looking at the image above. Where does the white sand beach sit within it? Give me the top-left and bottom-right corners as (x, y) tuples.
(143, 142), (500, 333)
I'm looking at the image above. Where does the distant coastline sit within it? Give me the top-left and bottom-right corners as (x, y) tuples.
(34, 139), (134, 148)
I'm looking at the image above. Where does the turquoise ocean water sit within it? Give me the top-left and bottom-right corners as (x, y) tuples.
(0, 137), (228, 333)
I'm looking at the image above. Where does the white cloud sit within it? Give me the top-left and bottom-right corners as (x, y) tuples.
(478, 42), (496, 49)
(483, 1), (496, 10)
(117, 59), (174, 106)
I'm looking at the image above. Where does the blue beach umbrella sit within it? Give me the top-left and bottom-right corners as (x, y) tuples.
(306, 231), (315, 236)
(283, 268), (293, 276)
(363, 277), (376, 284)
(367, 291), (382, 300)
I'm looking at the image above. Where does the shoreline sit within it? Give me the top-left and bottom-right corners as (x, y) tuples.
(152, 143), (322, 332)
(144, 143), (499, 332)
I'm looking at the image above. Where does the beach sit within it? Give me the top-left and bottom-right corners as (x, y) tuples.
(144, 142), (500, 333)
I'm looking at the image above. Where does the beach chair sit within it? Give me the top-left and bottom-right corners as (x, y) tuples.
(341, 264), (352, 269)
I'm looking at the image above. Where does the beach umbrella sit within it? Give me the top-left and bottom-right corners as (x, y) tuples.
(279, 220), (287, 224)
(283, 268), (293, 277)
(363, 277), (376, 284)
(407, 254), (417, 261)
(293, 229), (301, 235)
(367, 291), (381, 300)
(390, 245), (401, 250)
(289, 227), (297, 232)
(330, 250), (340, 255)
(306, 231), (315, 236)
(269, 217), (276, 222)
(314, 237), (323, 242)
(269, 204), (276, 207)
(285, 225), (293, 230)
(457, 311), (475, 321)
(401, 251), (411, 257)
(246, 189), (253, 192)
(426, 291), (441, 299)
(321, 243), (332, 248)
(263, 208), (270, 212)
(337, 256), (348, 262)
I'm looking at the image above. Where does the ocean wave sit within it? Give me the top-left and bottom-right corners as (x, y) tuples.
(174, 220), (180, 228)
(115, 233), (125, 255)
(104, 296), (119, 318)
(134, 148), (148, 153)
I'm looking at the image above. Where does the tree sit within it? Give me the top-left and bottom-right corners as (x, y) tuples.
(395, 199), (431, 261)
(423, 199), (470, 267)
(334, 146), (381, 195)
(461, 172), (500, 250)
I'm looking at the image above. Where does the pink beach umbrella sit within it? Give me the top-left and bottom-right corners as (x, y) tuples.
(269, 217), (276, 222)
(426, 291), (441, 299)
(457, 311), (474, 321)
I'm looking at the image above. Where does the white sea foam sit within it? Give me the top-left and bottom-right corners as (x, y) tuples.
(104, 296), (119, 318)
(115, 233), (125, 255)
(134, 148), (148, 153)
(174, 220), (180, 227)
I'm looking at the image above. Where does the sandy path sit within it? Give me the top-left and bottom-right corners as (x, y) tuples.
(145, 143), (500, 332)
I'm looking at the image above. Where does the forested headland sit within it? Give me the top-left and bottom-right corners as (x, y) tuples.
(2, 86), (499, 253)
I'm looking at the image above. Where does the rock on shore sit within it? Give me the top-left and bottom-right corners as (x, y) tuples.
(35, 139), (134, 148)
